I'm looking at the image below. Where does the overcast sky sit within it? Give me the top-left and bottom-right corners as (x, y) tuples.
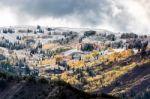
(0, 0), (150, 33)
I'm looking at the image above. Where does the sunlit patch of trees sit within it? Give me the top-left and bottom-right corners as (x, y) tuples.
(67, 60), (85, 69)
(84, 50), (99, 61)
(60, 73), (79, 85)
(39, 59), (56, 66)
(83, 62), (137, 92)
(66, 49), (134, 69)
(83, 57), (150, 92)
(99, 49), (134, 64)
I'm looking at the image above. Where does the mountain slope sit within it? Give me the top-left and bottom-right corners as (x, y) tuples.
(95, 53), (150, 99)
(0, 72), (117, 99)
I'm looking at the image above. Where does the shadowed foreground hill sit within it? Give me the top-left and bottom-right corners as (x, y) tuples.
(100, 61), (150, 99)
(0, 72), (117, 99)
(94, 53), (150, 99)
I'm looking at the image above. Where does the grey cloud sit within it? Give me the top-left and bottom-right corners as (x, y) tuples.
(0, 0), (150, 33)
(0, 0), (102, 17)
(0, 0), (111, 25)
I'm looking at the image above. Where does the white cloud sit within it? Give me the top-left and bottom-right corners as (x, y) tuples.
(0, 7), (17, 26)
(27, 17), (82, 28)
